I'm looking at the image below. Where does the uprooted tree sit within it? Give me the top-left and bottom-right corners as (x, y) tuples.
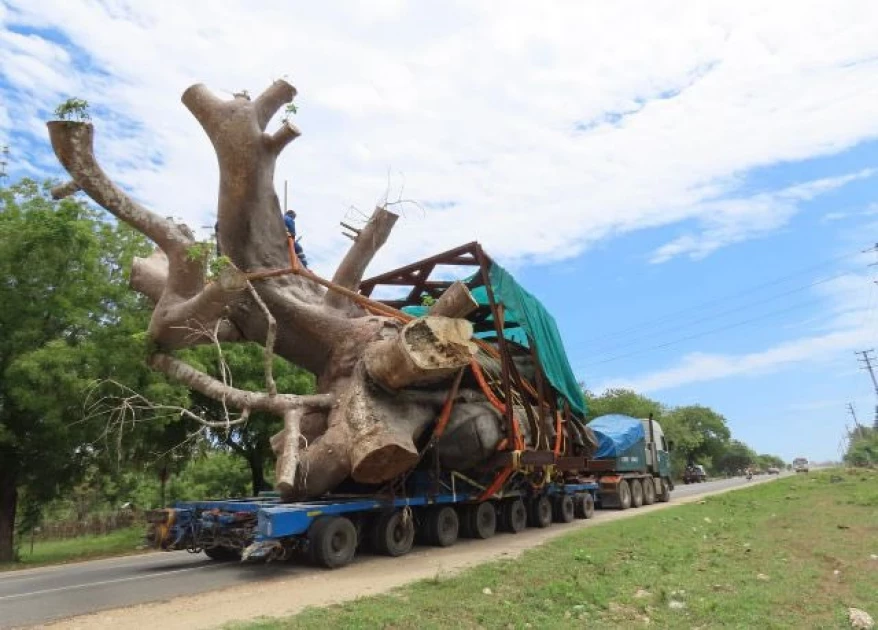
(47, 79), (586, 502)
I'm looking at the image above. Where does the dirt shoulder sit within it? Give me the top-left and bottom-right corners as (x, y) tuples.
(38, 480), (775, 630)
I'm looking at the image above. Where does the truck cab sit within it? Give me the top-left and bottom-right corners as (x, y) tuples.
(793, 457), (809, 473)
(641, 417), (672, 480)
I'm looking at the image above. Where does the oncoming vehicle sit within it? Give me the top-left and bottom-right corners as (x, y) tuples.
(683, 464), (707, 484)
(767, 466), (780, 475)
(793, 457), (809, 473)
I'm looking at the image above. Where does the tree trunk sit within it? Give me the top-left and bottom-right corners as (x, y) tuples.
(248, 455), (268, 496)
(46, 79), (520, 502)
(0, 469), (18, 563)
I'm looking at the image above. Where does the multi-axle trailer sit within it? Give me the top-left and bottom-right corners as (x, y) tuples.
(148, 472), (601, 568)
(147, 243), (673, 568)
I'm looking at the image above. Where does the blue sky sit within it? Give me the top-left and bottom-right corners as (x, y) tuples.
(2, 1), (878, 462)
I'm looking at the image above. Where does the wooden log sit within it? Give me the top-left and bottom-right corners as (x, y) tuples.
(428, 281), (479, 318)
(364, 316), (476, 390)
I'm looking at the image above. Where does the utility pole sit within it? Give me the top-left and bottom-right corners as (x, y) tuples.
(847, 403), (859, 428)
(0, 144), (8, 180)
(854, 349), (878, 429)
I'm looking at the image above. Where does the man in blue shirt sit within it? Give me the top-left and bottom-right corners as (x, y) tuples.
(284, 210), (308, 268)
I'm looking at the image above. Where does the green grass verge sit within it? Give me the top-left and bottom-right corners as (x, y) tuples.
(0, 526), (145, 571)
(236, 470), (878, 629)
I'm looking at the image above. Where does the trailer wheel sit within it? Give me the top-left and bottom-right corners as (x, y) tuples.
(617, 480), (632, 510)
(642, 478), (657, 505)
(425, 506), (459, 547)
(203, 546), (241, 562)
(465, 502), (497, 539)
(499, 498), (527, 533)
(631, 479), (644, 508)
(309, 516), (357, 569)
(657, 478), (671, 503)
(371, 510), (415, 557)
(582, 493), (595, 518)
(553, 494), (575, 523)
(573, 493), (594, 519)
(528, 495), (553, 528)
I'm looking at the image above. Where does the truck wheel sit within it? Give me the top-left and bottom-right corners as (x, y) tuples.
(553, 495), (575, 523)
(466, 502), (497, 539)
(203, 546), (241, 562)
(310, 516), (358, 569)
(528, 495), (553, 528)
(630, 480), (644, 508)
(617, 480), (632, 510)
(499, 498), (527, 533)
(642, 478), (656, 505)
(425, 506), (459, 547)
(371, 510), (415, 557)
(657, 478), (671, 503)
(581, 494), (595, 518)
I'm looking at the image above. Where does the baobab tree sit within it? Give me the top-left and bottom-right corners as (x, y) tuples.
(47, 80), (487, 501)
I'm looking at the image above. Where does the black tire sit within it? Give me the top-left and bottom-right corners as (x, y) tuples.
(370, 510), (415, 557)
(552, 494), (575, 523)
(581, 493), (595, 518)
(642, 478), (656, 505)
(466, 502), (497, 539)
(203, 545), (241, 561)
(657, 478), (671, 503)
(499, 498), (527, 533)
(425, 506), (459, 547)
(618, 480), (632, 510)
(528, 495), (553, 528)
(309, 516), (358, 569)
(631, 479), (644, 508)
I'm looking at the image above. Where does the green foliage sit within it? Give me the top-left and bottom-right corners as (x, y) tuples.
(240, 472), (878, 630)
(186, 241), (213, 264)
(0, 176), (191, 559)
(53, 98), (91, 121)
(209, 255), (232, 279)
(844, 427), (878, 467)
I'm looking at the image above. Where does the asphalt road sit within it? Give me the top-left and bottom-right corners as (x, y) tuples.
(0, 474), (776, 628)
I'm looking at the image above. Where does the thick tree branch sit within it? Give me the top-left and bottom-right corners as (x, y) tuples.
(253, 80), (297, 130)
(266, 121), (301, 154)
(46, 122), (191, 253)
(325, 206), (399, 310)
(180, 83), (227, 134)
(148, 353), (334, 414)
(130, 250), (169, 303)
(158, 265), (248, 337)
(50, 180), (80, 199)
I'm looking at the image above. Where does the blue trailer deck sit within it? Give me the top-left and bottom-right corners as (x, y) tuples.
(147, 479), (601, 568)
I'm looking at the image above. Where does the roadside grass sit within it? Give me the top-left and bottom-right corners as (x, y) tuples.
(0, 526), (145, 571)
(238, 470), (878, 629)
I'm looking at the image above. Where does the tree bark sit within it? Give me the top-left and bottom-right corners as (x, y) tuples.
(0, 469), (17, 563)
(46, 79), (508, 502)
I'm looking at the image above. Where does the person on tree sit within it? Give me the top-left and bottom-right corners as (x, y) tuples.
(283, 209), (309, 268)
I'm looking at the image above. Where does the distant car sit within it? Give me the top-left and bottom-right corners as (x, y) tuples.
(683, 464), (708, 484)
(793, 457), (809, 473)
(767, 467), (780, 475)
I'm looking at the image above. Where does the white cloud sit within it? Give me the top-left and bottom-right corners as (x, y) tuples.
(650, 169), (877, 263)
(600, 327), (873, 393)
(595, 265), (878, 393)
(0, 1), (877, 276)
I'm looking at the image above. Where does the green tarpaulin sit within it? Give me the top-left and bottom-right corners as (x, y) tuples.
(401, 262), (585, 416)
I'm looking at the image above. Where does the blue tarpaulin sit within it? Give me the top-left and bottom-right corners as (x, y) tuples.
(587, 415), (645, 458)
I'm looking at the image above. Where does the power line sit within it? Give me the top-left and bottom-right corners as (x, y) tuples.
(583, 294), (833, 367)
(579, 246), (866, 346)
(583, 269), (853, 356)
